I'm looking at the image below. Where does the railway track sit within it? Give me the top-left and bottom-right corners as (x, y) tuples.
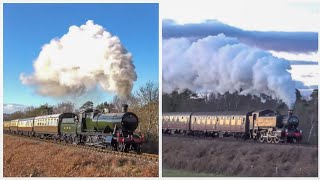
(163, 134), (318, 148)
(5, 133), (158, 163)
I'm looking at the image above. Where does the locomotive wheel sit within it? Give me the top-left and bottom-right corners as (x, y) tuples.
(135, 144), (142, 154)
(64, 136), (69, 143)
(267, 136), (273, 143)
(111, 142), (117, 151)
(274, 136), (280, 143)
(72, 135), (79, 145)
(86, 136), (93, 145)
(117, 142), (125, 152)
(259, 136), (265, 143)
(68, 136), (73, 144)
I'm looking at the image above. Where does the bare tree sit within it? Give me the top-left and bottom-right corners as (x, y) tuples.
(135, 81), (159, 106)
(131, 81), (159, 143)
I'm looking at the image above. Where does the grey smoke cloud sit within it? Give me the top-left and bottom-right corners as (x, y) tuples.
(20, 20), (137, 99)
(163, 34), (298, 108)
(163, 19), (318, 53)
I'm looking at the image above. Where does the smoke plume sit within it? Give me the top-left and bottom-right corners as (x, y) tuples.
(20, 20), (137, 98)
(163, 34), (297, 108)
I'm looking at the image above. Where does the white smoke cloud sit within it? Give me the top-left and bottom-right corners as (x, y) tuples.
(20, 20), (137, 98)
(163, 34), (297, 108)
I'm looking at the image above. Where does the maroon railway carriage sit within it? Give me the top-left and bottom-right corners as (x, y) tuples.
(190, 112), (249, 137)
(162, 112), (193, 134)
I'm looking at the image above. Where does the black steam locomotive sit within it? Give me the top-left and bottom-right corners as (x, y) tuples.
(163, 110), (302, 143)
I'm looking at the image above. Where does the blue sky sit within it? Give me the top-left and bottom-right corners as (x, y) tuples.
(4, 3), (159, 112)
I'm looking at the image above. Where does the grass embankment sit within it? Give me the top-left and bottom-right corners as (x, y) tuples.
(4, 135), (158, 177)
(163, 136), (317, 177)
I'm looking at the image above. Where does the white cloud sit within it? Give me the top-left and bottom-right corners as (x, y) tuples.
(161, 0), (319, 32)
(3, 103), (27, 114)
(270, 51), (318, 62)
(289, 64), (319, 87)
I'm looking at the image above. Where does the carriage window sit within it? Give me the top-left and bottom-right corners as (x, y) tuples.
(213, 119), (216, 124)
(198, 118), (201, 124)
(237, 118), (241, 125)
(231, 118), (236, 125)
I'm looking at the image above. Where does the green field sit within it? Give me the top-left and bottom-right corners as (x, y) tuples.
(163, 168), (222, 177)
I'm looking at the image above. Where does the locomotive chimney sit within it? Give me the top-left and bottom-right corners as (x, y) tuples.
(288, 110), (293, 116)
(121, 104), (128, 113)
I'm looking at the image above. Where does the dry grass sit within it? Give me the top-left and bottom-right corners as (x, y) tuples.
(163, 136), (318, 177)
(3, 135), (158, 177)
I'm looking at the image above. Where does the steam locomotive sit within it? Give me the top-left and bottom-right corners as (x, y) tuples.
(162, 110), (302, 143)
(4, 104), (144, 153)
